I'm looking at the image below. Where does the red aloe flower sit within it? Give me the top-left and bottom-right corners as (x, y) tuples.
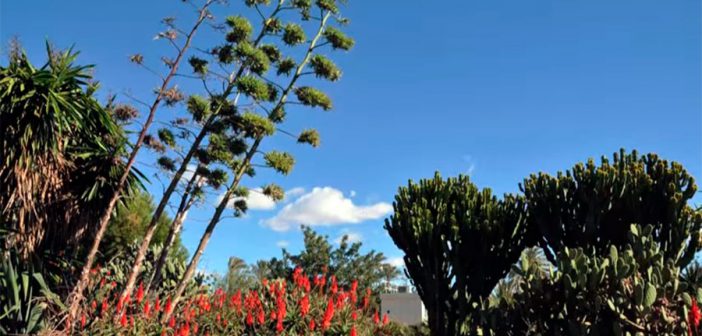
(144, 301), (151, 318)
(322, 297), (335, 331)
(101, 298), (108, 316)
(91, 300), (97, 310)
(330, 275), (338, 295)
(351, 310), (357, 321)
(119, 313), (127, 327)
(246, 311), (254, 326)
(350, 325), (357, 336)
(165, 297), (173, 315)
(155, 297), (161, 313)
(373, 310), (380, 325)
(257, 307), (265, 325)
(80, 314), (86, 329)
(382, 313), (389, 326)
(136, 282), (144, 303)
(691, 298), (701, 331)
(169, 316), (176, 328)
(300, 294), (310, 317)
(363, 288), (371, 310)
(309, 319), (316, 331)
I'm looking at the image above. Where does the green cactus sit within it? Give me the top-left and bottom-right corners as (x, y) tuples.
(384, 173), (531, 335)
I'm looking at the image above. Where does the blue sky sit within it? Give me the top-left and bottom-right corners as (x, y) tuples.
(2, 0), (700, 275)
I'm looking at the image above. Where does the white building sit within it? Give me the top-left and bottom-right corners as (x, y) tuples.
(380, 289), (427, 326)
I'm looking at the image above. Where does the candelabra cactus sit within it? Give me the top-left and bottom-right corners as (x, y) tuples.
(384, 173), (532, 335)
(521, 149), (701, 266)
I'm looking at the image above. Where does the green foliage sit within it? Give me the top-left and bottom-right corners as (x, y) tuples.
(217, 44), (235, 64)
(0, 252), (56, 335)
(310, 54), (342, 81)
(207, 168), (229, 189)
(241, 111), (276, 137)
(324, 26), (355, 50)
(485, 225), (690, 335)
(156, 156), (177, 172)
(259, 44), (282, 63)
(187, 56), (208, 75)
(186, 94), (210, 123)
(521, 149), (701, 267)
(157, 128), (176, 148)
(385, 173), (531, 336)
(262, 226), (390, 292)
(217, 257), (256, 293)
(103, 191), (188, 263)
(262, 183), (285, 202)
(316, 0), (339, 14)
(234, 42), (270, 75)
(294, 86), (332, 110)
(0, 46), (141, 258)
(225, 16), (253, 44)
(236, 75), (272, 101)
(283, 23), (307, 46)
(264, 151), (295, 175)
(276, 57), (296, 76)
(297, 128), (321, 147)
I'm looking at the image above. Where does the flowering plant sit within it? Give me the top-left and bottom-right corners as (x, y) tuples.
(71, 266), (399, 335)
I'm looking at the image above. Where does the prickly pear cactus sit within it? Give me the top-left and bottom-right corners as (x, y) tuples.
(484, 225), (692, 335)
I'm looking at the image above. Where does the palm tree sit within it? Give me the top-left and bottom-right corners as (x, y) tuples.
(0, 45), (140, 261)
(381, 263), (401, 292)
(221, 257), (254, 294)
(682, 261), (702, 294)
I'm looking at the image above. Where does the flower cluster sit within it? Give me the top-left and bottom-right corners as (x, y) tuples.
(72, 266), (394, 335)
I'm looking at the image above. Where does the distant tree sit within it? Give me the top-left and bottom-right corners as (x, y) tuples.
(102, 190), (188, 262)
(261, 226), (388, 291)
(218, 257), (255, 294)
(380, 264), (401, 292)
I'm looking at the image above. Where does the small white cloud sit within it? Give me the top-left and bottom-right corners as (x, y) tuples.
(349, 190), (357, 197)
(285, 187), (306, 200)
(221, 188), (276, 211)
(335, 230), (362, 245)
(462, 155), (476, 176)
(387, 257), (405, 269)
(276, 240), (289, 248)
(262, 187), (392, 232)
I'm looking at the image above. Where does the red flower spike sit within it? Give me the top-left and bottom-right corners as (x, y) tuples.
(101, 298), (108, 316)
(351, 310), (357, 321)
(300, 295), (310, 317)
(136, 282), (144, 303)
(309, 319), (316, 331)
(373, 310), (380, 325)
(119, 313), (127, 328)
(169, 316), (176, 328)
(155, 297), (161, 313)
(691, 298), (701, 329)
(383, 313), (389, 326)
(80, 314), (86, 329)
(350, 325), (357, 336)
(144, 301), (151, 318)
(322, 297), (335, 331)
(165, 297), (173, 315)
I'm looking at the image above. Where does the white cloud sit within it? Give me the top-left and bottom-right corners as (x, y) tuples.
(221, 188), (277, 211)
(349, 190), (357, 197)
(387, 257), (405, 269)
(276, 240), (289, 248)
(262, 187), (392, 232)
(285, 187), (306, 200)
(335, 230), (362, 245)
(462, 155), (476, 176)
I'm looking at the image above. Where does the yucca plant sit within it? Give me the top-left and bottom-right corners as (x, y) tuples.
(0, 45), (142, 261)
